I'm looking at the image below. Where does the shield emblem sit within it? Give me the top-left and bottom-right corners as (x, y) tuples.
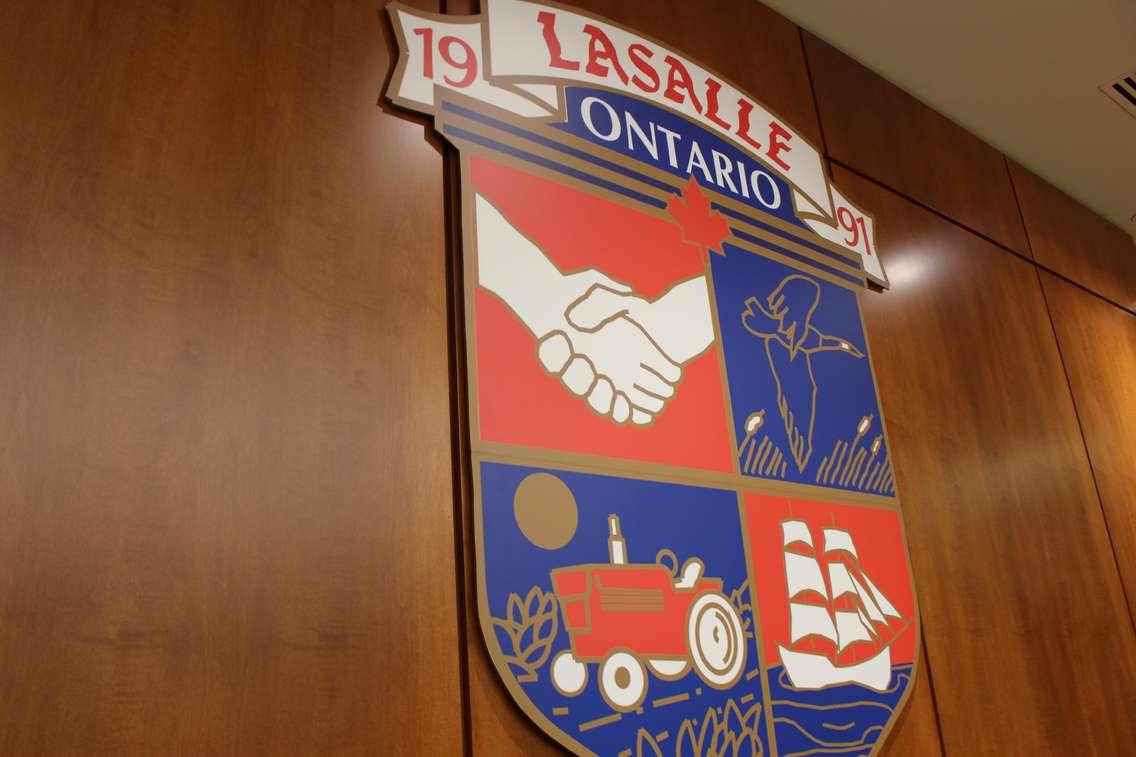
(385, 2), (918, 754)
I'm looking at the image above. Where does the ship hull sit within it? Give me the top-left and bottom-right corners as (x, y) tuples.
(778, 644), (892, 692)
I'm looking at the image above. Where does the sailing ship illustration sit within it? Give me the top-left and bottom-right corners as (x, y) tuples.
(778, 519), (907, 692)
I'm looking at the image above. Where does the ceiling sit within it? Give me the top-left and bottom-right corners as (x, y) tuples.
(762, 0), (1136, 234)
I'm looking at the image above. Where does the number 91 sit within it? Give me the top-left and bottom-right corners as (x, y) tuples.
(837, 206), (873, 256)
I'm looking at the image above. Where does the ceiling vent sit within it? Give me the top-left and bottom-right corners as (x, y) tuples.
(1101, 71), (1136, 120)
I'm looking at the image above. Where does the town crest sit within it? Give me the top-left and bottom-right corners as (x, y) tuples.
(385, 2), (918, 754)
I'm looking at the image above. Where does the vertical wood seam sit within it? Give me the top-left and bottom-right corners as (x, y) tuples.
(445, 138), (475, 757)
(919, 635), (950, 757)
(1002, 155), (1034, 262)
(1032, 268), (1136, 639)
(443, 2), (478, 752)
(1011, 151), (1136, 636)
(440, 8), (475, 757)
(797, 28), (831, 178)
(440, 0), (475, 739)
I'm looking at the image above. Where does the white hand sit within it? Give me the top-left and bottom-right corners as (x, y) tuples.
(531, 267), (681, 424)
(566, 276), (716, 365)
(536, 315), (681, 425)
(475, 193), (681, 425)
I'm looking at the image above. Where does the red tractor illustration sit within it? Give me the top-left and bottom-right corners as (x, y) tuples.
(548, 515), (747, 712)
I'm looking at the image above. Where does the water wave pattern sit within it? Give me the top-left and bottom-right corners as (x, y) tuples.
(768, 664), (912, 757)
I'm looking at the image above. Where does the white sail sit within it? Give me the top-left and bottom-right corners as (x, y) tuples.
(779, 522), (899, 693)
(862, 572), (902, 619)
(785, 552), (828, 599)
(789, 601), (838, 645)
(850, 572), (887, 624)
(823, 528), (858, 558)
(779, 645), (892, 692)
(782, 520), (814, 548)
(834, 610), (873, 652)
(827, 561), (857, 599)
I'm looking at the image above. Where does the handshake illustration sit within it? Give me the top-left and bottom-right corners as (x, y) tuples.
(476, 195), (715, 426)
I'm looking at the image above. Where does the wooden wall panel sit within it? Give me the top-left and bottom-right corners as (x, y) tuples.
(1010, 161), (1136, 311)
(0, 0), (464, 753)
(877, 639), (943, 757)
(1041, 272), (1136, 619)
(4, 0), (1135, 755)
(834, 164), (1136, 755)
(804, 34), (1030, 256)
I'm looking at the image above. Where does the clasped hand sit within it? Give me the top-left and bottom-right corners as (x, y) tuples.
(536, 270), (680, 426)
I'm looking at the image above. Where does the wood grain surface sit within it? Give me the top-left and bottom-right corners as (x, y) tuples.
(1041, 272), (1136, 621)
(1010, 161), (1136, 312)
(3, 0), (1136, 755)
(803, 34), (1030, 256)
(876, 638), (943, 757)
(837, 164), (1136, 755)
(0, 0), (464, 753)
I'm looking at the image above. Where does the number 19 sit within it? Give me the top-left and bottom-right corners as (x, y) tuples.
(412, 27), (478, 88)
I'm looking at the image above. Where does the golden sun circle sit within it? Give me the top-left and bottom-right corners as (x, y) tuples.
(513, 473), (578, 550)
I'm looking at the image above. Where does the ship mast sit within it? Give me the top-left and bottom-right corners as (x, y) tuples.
(822, 527), (903, 659)
(781, 520), (904, 664)
(781, 520), (838, 653)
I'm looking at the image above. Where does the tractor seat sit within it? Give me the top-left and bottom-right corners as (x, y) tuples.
(674, 558), (704, 588)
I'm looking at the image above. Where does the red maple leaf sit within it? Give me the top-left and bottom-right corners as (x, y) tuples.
(666, 176), (731, 259)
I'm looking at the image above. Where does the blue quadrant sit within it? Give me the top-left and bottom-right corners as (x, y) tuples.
(479, 461), (771, 756)
(711, 245), (895, 496)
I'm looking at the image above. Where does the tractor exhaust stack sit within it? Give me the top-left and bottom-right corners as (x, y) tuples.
(607, 515), (627, 565)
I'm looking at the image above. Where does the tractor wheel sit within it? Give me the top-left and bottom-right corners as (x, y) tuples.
(687, 593), (746, 688)
(647, 658), (690, 680)
(550, 650), (587, 697)
(598, 651), (647, 712)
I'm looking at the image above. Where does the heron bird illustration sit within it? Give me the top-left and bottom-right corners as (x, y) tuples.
(741, 274), (864, 472)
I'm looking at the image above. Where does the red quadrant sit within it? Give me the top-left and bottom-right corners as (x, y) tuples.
(744, 493), (916, 665)
(470, 154), (733, 473)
